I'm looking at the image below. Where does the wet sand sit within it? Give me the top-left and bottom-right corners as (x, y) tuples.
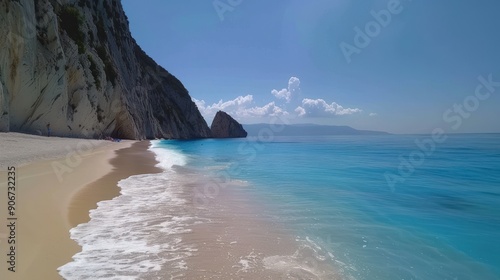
(0, 133), (158, 280)
(172, 168), (342, 279)
(68, 141), (162, 227)
(0, 133), (340, 279)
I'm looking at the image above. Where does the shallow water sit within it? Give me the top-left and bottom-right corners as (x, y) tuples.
(60, 134), (500, 279)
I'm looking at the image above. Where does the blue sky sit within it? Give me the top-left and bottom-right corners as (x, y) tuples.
(122, 0), (500, 134)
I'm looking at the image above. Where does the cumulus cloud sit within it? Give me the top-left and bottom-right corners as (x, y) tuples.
(369, 112), (378, 117)
(271, 88), (290, 102)
(193, 95), (253, 117)
(294, 106), (306, 117)
(242, 102), (289, 117)
(295, 98), (362, 117)
(193, 95), (289, 121)
(193, 77), (363, 123)
(271, 77), (301, 102)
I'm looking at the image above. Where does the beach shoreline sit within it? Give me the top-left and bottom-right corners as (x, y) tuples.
(1, 133), (341, 279)
(0, 132), (158, 280)
(67, 141), (162, 228)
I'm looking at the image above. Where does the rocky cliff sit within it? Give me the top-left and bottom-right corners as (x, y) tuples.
(210, 111), (247, 138)
(0, 0), (211, 139)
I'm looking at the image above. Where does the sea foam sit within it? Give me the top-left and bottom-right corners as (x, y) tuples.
(58, 141), (196, 279)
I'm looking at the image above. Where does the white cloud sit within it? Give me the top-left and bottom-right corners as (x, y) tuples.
(369, 112), (378, 117)
(295, 98), (362, 117)
(193, 77), (363, 124)
(193, 96), (289, 122)
(271, 88), (290, 101)
(193, 95), (253, 117)
(193, 98), (206, 111)
(271, 77), (301, 102)
(242, 102), (289, 117)
(294, 106), (306, 117)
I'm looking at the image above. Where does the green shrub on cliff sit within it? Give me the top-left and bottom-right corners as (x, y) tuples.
(59, 6), (86, 54)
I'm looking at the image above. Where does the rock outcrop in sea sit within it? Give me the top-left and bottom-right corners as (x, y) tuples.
(210, 111), (247, 138)
(0, 0), (211, 139)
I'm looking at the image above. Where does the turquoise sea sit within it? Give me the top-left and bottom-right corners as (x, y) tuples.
(161, 133), (500, 279)
(60, 133), (500, 279)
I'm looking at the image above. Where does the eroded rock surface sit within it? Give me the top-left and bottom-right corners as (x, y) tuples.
(0, 0), (211, 139)
(210, 111), (247, 138)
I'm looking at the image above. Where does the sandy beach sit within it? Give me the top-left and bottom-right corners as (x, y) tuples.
(0, 132), (157, 280)
(1, 132), (340, 279)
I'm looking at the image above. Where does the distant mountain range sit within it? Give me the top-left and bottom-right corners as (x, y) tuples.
(243, 123), (389, 136)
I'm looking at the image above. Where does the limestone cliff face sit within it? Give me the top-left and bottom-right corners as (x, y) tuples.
(210, 111), (247, 138)
(0, 0), (211, 139)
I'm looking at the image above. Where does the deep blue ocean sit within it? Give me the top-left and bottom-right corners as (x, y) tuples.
(158, 134), (500, 279)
